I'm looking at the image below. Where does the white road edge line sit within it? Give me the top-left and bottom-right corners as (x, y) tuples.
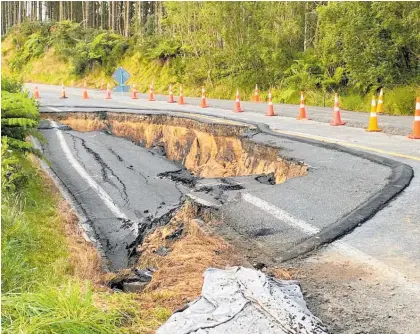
(242, 192), (420, 293)
(49, 112), (128, 220)
(242, 193), (320, 235)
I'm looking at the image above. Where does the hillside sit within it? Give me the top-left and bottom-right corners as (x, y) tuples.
(2, 2), (420, 114)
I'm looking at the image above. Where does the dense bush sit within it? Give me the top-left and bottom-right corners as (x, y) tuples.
(88, 33), (129, 75)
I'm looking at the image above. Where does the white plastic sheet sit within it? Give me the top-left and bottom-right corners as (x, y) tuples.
(157, 266), (328, 334)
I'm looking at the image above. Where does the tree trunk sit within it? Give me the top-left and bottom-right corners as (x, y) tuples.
(304, 3), (308, 52)
(111, 1), (115, 32)
(38, 1), (42, 21)
(100, 1), (103, 29)
(18, 0), (22, 24)
(1, 2), (5, 35)
(124, 0), (130, 37)
(92, 1), (95, 28)
(85, 1), (89, 27)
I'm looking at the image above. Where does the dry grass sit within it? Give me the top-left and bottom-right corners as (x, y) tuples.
(135, 202), (246, 311)
(57, 200), (104, 284)
(59, 117), (107, 132)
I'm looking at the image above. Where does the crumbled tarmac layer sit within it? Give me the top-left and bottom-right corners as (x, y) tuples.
(107, 268), (154, 291)
(255, 172), (276, 185)
(127, 207), (179, 266)
(165, 223), (184, 240)
(158, 169), (199, 186)
(150, 144), (167, 157)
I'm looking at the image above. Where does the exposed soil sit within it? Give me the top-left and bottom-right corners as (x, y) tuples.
(43, 112), (307, 184)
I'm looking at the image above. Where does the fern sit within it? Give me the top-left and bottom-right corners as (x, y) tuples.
(1, 118), (39, 128)
(1, 89), (40, 143)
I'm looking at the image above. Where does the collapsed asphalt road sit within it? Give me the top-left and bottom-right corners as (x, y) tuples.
(38, 111), (404, 273)
(30, 83), (420, 333)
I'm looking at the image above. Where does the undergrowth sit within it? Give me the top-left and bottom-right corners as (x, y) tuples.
(2, 21), (419, 115)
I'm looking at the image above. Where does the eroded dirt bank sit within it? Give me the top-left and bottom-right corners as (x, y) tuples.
(43, 112), (307, 183)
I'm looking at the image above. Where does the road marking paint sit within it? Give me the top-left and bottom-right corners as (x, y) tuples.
(242, 193), (320, 235)
(50, 116), (128, 220)
(274, 130), (349, 143)
(242, 192), (420, 292)
(274, 129), (420, 161)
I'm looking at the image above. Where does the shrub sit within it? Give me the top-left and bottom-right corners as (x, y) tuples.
(88, 33), (129, 75)
(1, 77), (22, 93)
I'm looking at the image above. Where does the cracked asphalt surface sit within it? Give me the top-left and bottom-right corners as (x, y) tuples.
(29, 83), (420, 333)
(40, 120), (183, 270)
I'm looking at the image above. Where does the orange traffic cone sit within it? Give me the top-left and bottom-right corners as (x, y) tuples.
(377, 88), (384, 114)
(330, 93), (346, 126)
(168, 84), (175, 103)
(296, 91), (309, 120)
(408, 97), (420, 139)
(200, 86), (208, 108)
(131, 84), (138, 99)
(252, 84), (260, 102)
(178, 84), (185, 105)
(366, 96), (381, 132)
(148, 83), (155, 101)
(82, 80), (89, 99)
(233, 89), (243, 112)
(100, 79), (105, 90)
(59, 83), (68, 99)
(265, 90), (276, 116)
(33, 85), (40, 99)
(105, 83), (112, 99)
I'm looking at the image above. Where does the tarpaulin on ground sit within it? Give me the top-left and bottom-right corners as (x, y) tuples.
(157, 266), (328, 334)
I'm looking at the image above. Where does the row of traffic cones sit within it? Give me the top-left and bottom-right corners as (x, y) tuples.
(32, 82), (420, 139)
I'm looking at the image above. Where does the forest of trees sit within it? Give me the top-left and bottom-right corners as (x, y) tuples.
(1, 1), (156, 37)
(2, 1), (420, 114)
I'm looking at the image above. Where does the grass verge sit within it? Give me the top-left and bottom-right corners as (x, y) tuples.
(1, 156), (171, 333)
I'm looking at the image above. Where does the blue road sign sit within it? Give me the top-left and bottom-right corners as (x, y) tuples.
(112, 66), (130, 97)
(112, 66), (130, 84)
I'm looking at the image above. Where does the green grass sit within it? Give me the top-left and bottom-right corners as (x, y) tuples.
(1, 281), (124, 334)
(1, 158), (170, 333)
(1, 170), (70, 293)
